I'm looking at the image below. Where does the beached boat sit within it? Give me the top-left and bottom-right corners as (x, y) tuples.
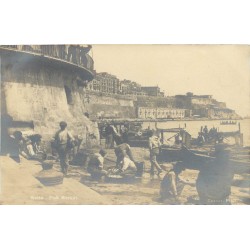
(157, 124), (249, 172)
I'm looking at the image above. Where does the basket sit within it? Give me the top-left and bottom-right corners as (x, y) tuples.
(41, 160), (55, 170)
(36, 169), (64, 186)
(135, 162), (144, 177)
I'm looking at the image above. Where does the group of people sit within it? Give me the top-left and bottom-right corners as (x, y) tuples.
(87, 128), (201, 204)
(95, 125), (234, 205)
(103, 123), (129, 149)
(87, 135), (138, 181)
(159, 143), (234, 205)
(3, 45), (93, 70)
(86, 128), (166, 183)
(11, 131), (46, 162)
(220, 120), (237, 125)
(51, 121), (137, 178)
(197, 126), (221, 145)
(148, 130), (193, 204)
(12, 121), (233, 205)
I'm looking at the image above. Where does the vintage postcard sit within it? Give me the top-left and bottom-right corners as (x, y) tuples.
(0, 45), (249, 205)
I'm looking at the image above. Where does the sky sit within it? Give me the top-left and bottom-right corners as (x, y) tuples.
(92, 45), (250, 117)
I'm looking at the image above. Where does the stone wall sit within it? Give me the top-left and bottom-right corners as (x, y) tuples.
(83, 90), (136, 119)
(84, 92), (177, 119)
(136, 95), (175, 108)
(1, 52), (99, 149)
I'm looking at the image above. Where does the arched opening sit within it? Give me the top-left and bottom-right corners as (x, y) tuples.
(64, 85), (73, 105)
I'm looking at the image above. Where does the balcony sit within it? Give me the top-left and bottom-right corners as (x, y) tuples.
(0, 45), (95, 81)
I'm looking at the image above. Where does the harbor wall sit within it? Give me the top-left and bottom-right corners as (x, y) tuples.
(85, 91), (240, 120)
(84, 90), (136, 119)
(1, 52), (99, 149)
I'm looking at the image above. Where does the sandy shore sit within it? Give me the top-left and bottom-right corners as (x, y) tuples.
(0, 156), (110, 205)
(0, 147), (249, 205)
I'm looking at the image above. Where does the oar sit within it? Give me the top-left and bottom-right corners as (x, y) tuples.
(166, 133), (180, 141)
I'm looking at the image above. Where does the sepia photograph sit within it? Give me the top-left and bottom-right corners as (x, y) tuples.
(0, 44), (249, 205)
(1, 1), (250, 250)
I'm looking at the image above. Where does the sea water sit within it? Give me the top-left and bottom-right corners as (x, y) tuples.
(142, 119), (250, 146)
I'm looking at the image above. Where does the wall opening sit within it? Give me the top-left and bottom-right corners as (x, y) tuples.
(64, 85), (73, 105)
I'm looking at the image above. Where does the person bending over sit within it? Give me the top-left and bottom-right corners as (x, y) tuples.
(87, 149), (108, 181)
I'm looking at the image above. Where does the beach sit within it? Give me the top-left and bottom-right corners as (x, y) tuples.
(1, 146), (249, 205)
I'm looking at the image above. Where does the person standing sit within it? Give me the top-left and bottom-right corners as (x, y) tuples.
(58, 45), (66, 60)
(197, 132), (205, 146)
(67, 45), (77, 64)
(54, 121), (75, 175)
(148, 130), (163, 179)
(121, 125), (129, 144)
(203, 125), (208, 142)
(105, 124), (114, 149)
(79, 45), (92, 67)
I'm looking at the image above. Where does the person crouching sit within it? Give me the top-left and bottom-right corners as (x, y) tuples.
(87, 149), (108, 181)
(117, 149), (137, 177)
(159, 164), (187, 204)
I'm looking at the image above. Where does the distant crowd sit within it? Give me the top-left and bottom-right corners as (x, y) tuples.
(197, 125), (222, 145)
(1, 45), (94, 70)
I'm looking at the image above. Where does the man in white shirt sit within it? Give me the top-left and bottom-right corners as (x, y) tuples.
(117, 150), (137, 176)
(54, 121), (75, 175)
(148, 130), (164, 179)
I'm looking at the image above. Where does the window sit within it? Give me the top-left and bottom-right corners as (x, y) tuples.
(64, 85), (73, 105)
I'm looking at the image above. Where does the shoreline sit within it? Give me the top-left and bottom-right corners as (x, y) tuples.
(1, 146), (249, 205)
(94, 118), (245, 123)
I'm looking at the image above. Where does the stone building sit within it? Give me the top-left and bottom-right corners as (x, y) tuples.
(0, 45), (98, 152)
(87, 78), (102, 92)
(174, 92), (239, 118)
(141, 86), (164, 97)
(210, 108), (239, 119)
(119, 79), (146, 96)
(175, 93), (213, 108)
(190, 95), (213, 105)
(212, 100), (227, 109)
(191, 107), (211, 118)
(87, 74), (163, 97)
(137, 107), (186, 119)
(87, 72), (121, 94)
(175, 94), (192, 109)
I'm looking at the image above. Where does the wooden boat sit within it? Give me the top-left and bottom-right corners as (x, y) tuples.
(158, 125), (249, 173)
(159, 144), (250, 174)
(159, 145), (214, 165)
(98, 119), (151, 147)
